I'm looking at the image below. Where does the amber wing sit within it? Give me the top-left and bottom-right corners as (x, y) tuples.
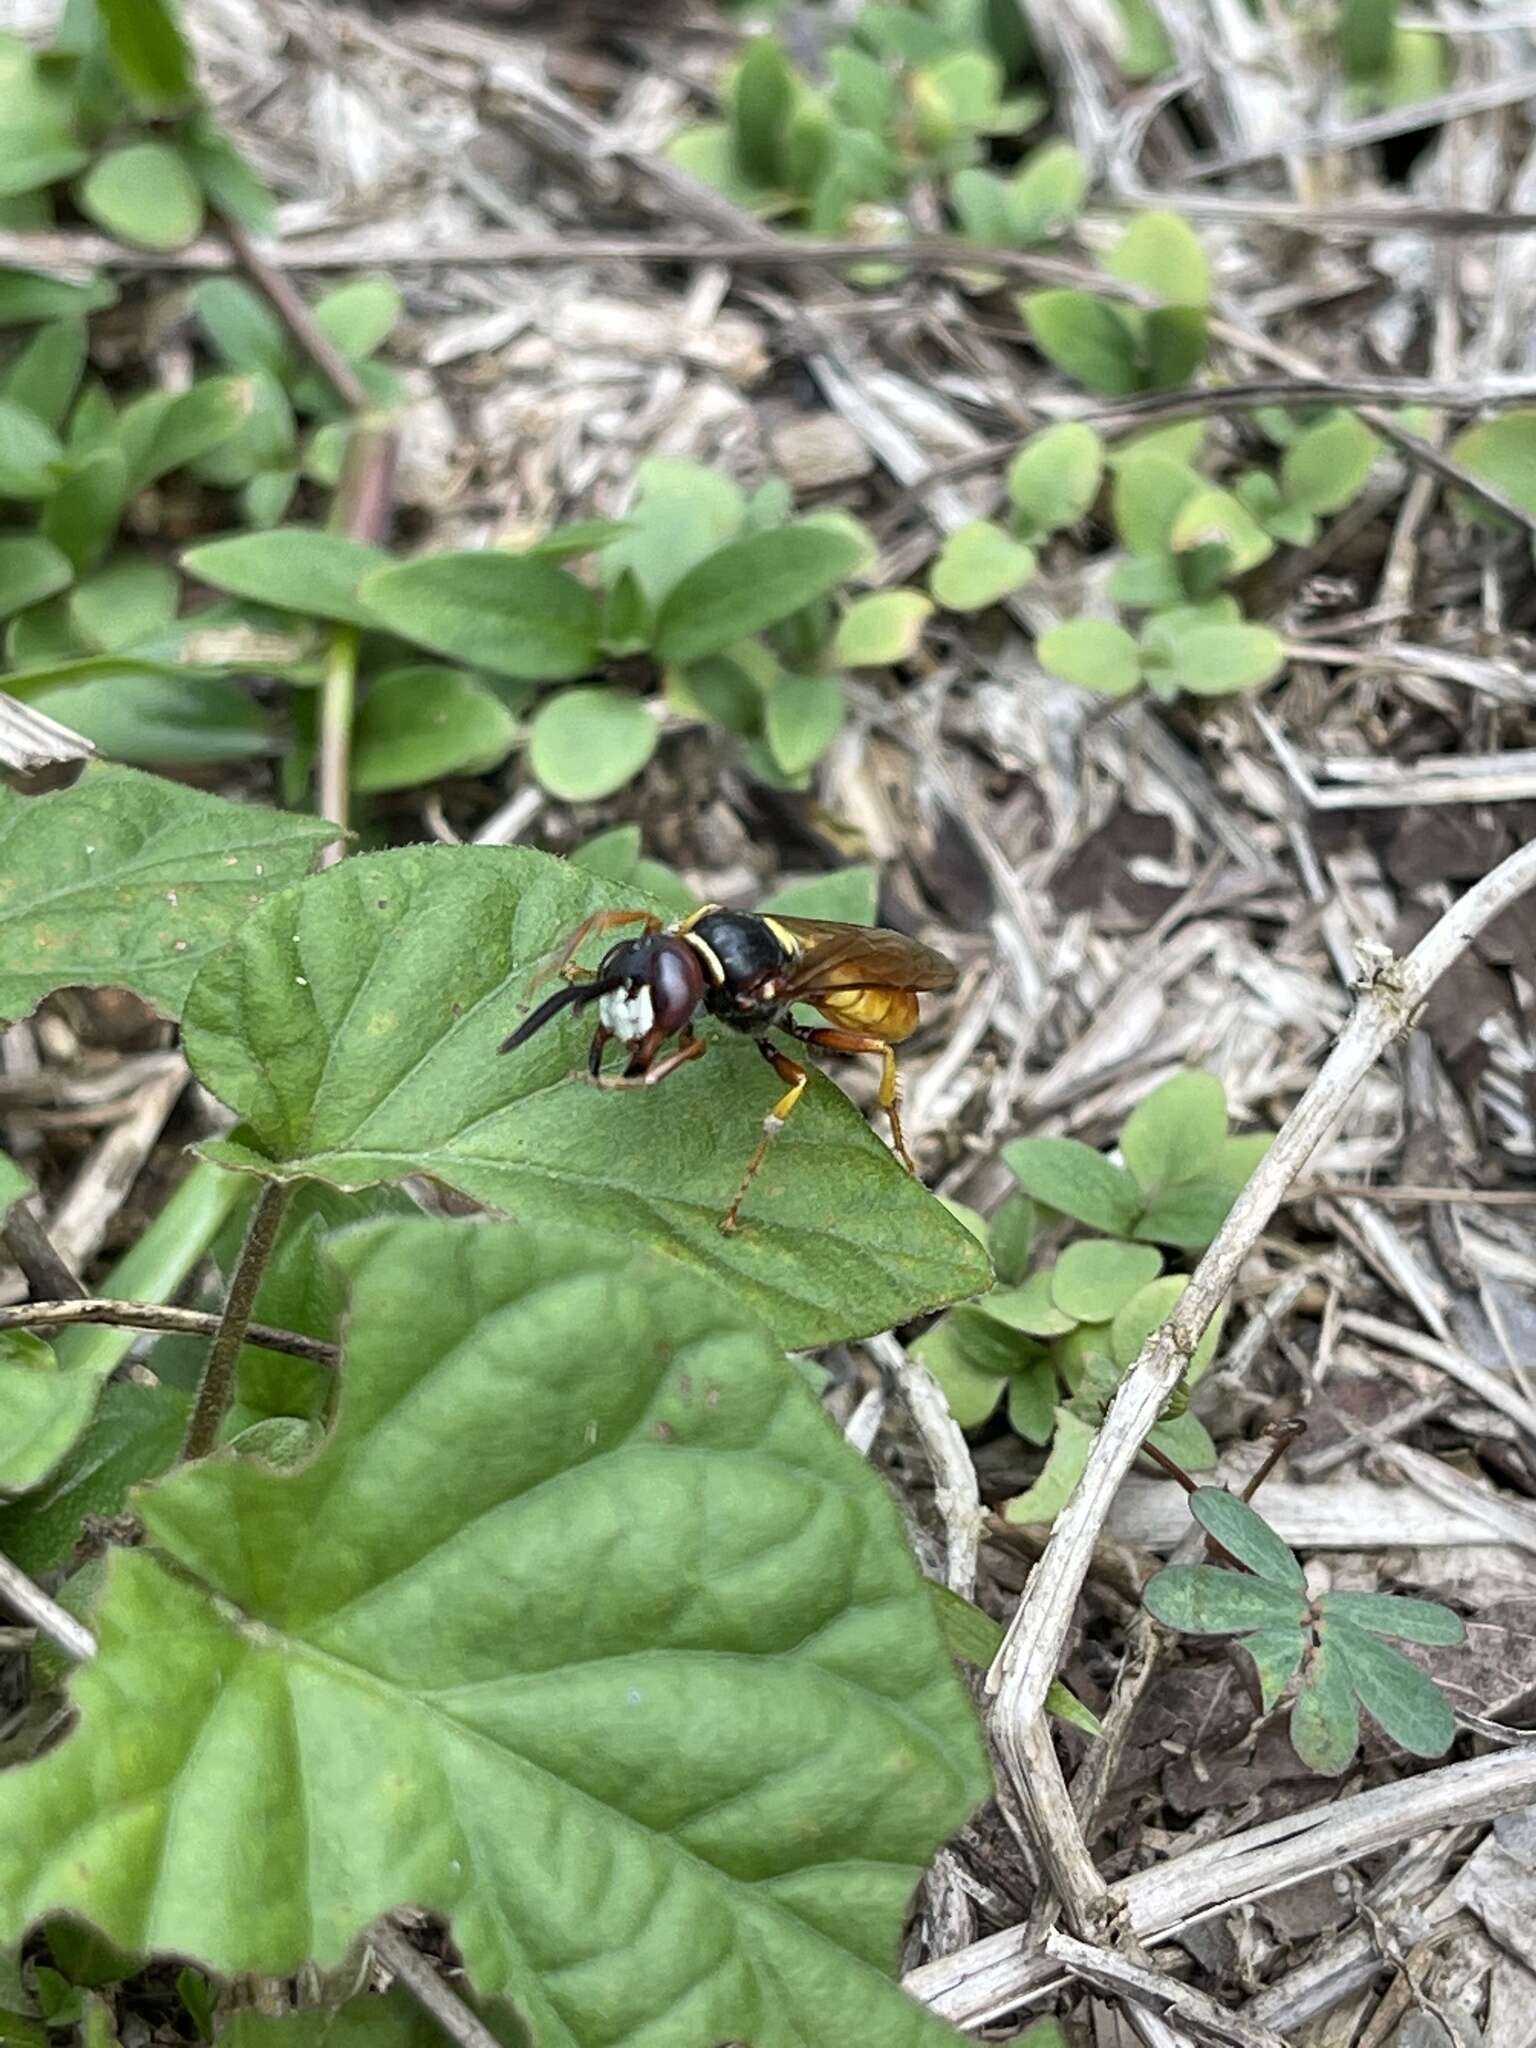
(769, 916), (958, 997)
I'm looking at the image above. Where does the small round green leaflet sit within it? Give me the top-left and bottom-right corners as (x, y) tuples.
(77, 142), (204, 252)
(312, 277), (401, 362)
(0, 1220), (991, 2048)
(1050, 1238), (1162, 1322)
(1119, 1070), (1226, 1193)
(1280, 412), (1380, 516)
(177, 847), (990, 1350)
(1189, 1489), (1306, 1589)
(981, 1271), (1077, 1339)
(1002, 1136), (1141, 1235)
(1110, 1277), (1225, 1379)
(1007, 142), (1086, 242)
(1006, 421), (1103, 538)
(1003, 1405), (1096, 1526)
(929, 521), (1035, 611)
(1037, 619), (1140, 697)
(527, 686), (657, 800)
(1149, 622), (1286, 698)
(832, 590), (932, 667)
(766, 671), (844, 777)
(1449, 410), (1536, 530)
(1105, 211), (1210, 307)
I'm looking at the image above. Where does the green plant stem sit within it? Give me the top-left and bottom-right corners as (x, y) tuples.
(317, 624), (358, 858)
(182, 1179), (294, 1462)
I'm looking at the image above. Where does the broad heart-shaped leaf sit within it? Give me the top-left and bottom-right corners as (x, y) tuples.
(1003, 1136), (1141, 1235)
(1141, 1564), (1308, 1635)
(1189, 1488), (1305, 1589)
(361, 553), (602, 681)
(1315, 1590), (1465, 1647)
(182, 530), (391, 631)
(0, 763), (337, 1027)
(0, 1219), (991, 2048)
(1050, 1238), (1161, 1323)
(654, 525), (866, 666)
(1325, 1619), (1456, 1758)
(1119, 1069), (1226, 1193)
(76, 142), (204, 252)
(179, 849), (989, 1350)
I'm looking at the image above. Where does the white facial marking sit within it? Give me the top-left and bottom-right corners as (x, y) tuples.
(599, 984), (655, 1044)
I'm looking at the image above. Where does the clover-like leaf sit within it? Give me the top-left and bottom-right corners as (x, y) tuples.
(1050, 1238), (1161, 1322)
(362, 553), (603, 681)
(1110, 451), (1203, 556)
(1106, 212), (1209, 307)
(982, 1272), (1078, 1339)
(1143, 620), (1285, 698)
(1315, 1591), (1465, 1646)
(1110, 1276), (1225, 1380)
(1280, 412), (1380, 516)
(1142, 1564), (1308, 1635)
(1005, 1354), (1057, 1446)
(1326, 1619), (1456, 1758)
(527, 686), (657, 801)
(1007, 142), (1086, 242)
(0, 1219), (991, 2048)
(1240, 1627), (1306, 1713)
(930, 522), (1035, 611)
(1006, 421), (1103, 539)
(1120, 1070), (1226, 1193)
(1022, 292), (1143, 397)
(913, 1320), (1008, 1430)
(0, 763), (337, 1026)
(832, 591), (933, 667)
(182, 530), (391, 631)
(1131, 1180), (1237, 1249)
(179, 849), (989, 1349)
(1037, 619), (1140, 697)
(1290, 1636), (1360, 1776)
(77, 143), (204, 252)
(1003, 1135), (1141, 1234)
(1189, 1488), (1305, 1588)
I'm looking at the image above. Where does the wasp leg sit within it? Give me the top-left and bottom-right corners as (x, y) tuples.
(584, 1031), (707, 1090)
(791, 1026), (914, 1173)
(530, 908), (661, 992)
(587, 1025), (612, 1078)
(720, 1041), (808, 1236)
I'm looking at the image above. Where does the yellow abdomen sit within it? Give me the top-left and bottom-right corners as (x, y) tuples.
(813, 985), (920, 1042)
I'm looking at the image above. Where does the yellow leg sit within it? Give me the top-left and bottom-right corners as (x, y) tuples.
(720, 1042), (807, 1235)
(797, 1027), (915, 1173)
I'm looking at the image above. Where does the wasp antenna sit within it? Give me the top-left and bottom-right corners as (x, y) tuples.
(499, 979), (606, 1055)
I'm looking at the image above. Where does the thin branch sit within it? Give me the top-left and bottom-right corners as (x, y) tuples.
(1042, 1932), (1296, 2048)
(0, 1549), (96, 1665)
(182, 1182), (297, 1461)
(1, 1199), (84, 1300)
(371, 1926), (505, 2048)
(982, 837), (1536, 1871)
(1304, 1179), (1536, 1206)
(218, 212), (368, 412)
(0, 1298), (338, 1366)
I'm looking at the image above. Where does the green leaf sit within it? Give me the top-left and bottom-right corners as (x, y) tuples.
(0, 272), (117, 325)
(982, 1272), (1077, 1339)
(1106, 211), (1209, 305)
(732, 37), (794, 187)
(311, 277), (401, 362)
(766, 670), (843, 777)
(1340, 0), (1394, 79)
(1110, 1276), (1224, 1380)
(0, 1218), (991, 2046)
(911, 1321), (1006, 1429)
(1212, 1130), (1272, 1195)
(175, 110), (273, 232)
(760, 866), (878, 926)
(1005, 1354), (1057, 1446)
(1241, 1627), (1307, 1713)
(1008, 141), (1086, 242)
(522, 519), (634, 563)
(41, 1921), (137, 1990)
(1290, 1636), (1360, 1776)
(1111, 451), (1203, 555)
(930, 520), (1035, 611)
(987, 1193), (1037, 1284)
(0, 538), (71, 621)
(180, 849), (989, 1349)
(1142, 1564), (1308, 1634)
(1189, 1488), (1305, 1588)
(0, 1379), (187, 1574)
(1050, 1238), (1161, 1322)
(949, 167), (1015, 247)
(1006, 421), (1103, 539)
(1131, 1180), (1236, 1249)
(832, 590), (933, 666)
(241, 469), (298, 530)
(1120, 1069), (1226, 1193)
(124, 374), (255, 492)
(95, 0), (194, 109)
(0, 397), (62, 499)
(527, 686), (657, 801)
(1143, 305), (1208, 390)
(1022, 290), (1143, 396)
(0, 762), (336, 1026)
(0, 1331), (101, 1495)
(1280, 412), (1380, 516)
(1107, 554), (1184, 610)
(1145, 621), (1286, 697)
(1449, 411), (1536, 528)
(1002, 1406), (1096, 1526)
(0, 1151), (26, 1221)
(0, 321), (86, 430)
(77, 142), (203, 251)
(189, 369), (294, 490)
(1147, 1408), (1216, 1472)
(1326, 1620), (1456, 1757)
(929, 1582), (1004, 1667)
(38, 447), (128, 575)
(1317, 1591), (1465, 1647)
(654, 525), (865, 665)
(16, 669), (269, 766)
(352, 666), (518, 795)
(1165, 489), (1274, 576)
(216, 1988), (461, 2048)
(1044, 1682), (1101, 1740)
(194, 278), (290, 379)
(66, 558), (178, 652)
(182, 529), (390, 631)
(1037, 619), (1140, 697)
(1003, 1135), (1141, 1234)
(362, 552), (602, 681)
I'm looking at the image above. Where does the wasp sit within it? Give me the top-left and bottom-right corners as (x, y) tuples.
(499, 903), (957, 1233)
